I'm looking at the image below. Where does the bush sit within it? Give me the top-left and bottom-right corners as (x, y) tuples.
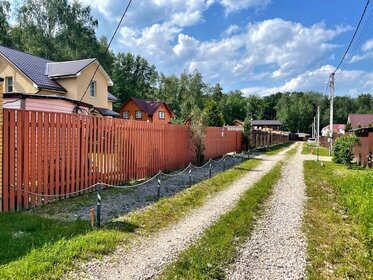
(333, 135), (359, 165)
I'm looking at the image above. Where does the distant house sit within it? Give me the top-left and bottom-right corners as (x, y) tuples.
(251, 120), (282, 131)
(119, 97), (175, 124)
(321, 124), (346, 136)
(0, 45), (118, 117)
(232, 119), (244, 126)
(347, 114), (373, 129)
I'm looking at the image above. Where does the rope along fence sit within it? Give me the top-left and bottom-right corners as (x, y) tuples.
(9, 153), (248, 226)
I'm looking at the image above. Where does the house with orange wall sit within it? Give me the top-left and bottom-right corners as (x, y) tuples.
(0, 45), (119, 117)
(119, 97), (175, 124)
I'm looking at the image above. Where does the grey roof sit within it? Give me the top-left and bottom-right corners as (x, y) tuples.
(251, 120), (282, 126)
(47, 58), (96, 78)
(0, 45), (66, 92)
(0, 45), (114, 101)
(108, 92), (118, 102)
(94, 107), (120, 117)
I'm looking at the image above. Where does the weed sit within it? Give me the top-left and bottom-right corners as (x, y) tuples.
(303, 161), (372, 279)
(159, 163), (283, 279)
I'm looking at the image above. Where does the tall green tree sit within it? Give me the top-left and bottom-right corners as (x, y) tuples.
(276, 92), (314, 133)
(0, 0), (11, 46)
(178, 71), (206, 121)
(211, 83), (223, 103)
(203, 99), (224, 127)
(11, 0), (101, 62)
(153, 74), (182, 116)
(258, 93), (283, 119)
(355, 93), (373, 113)
(111, 52), (158, 106)
(246, 95), (262, 120)
(220, 90), (247, 124)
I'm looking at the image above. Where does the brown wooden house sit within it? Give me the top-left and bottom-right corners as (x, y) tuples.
(119, 97), (175, 124)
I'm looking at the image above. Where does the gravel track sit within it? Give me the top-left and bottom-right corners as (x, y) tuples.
(227, 145), (306, 280)
(73, 145), (295, 280)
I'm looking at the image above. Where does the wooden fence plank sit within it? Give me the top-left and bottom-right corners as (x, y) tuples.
(3, 110), (9, 211)
(2, 109), (251, 211)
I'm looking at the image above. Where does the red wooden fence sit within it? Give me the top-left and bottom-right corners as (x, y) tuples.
(2, 109), (242, 211)
(352, 130), (373, 167)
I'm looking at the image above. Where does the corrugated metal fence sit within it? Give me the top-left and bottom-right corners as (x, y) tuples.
(2, 109), (242, 211)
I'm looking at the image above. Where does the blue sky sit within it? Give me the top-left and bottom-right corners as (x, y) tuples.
(77, 1), (373, 96)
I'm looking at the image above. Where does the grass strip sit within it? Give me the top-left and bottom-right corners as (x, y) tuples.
(302, 143), (329, 156)
(0, 159), (260, 280)
(159, 162), (283, 280)
(264, 141), (293, 155)
(303, 161), (372, 279)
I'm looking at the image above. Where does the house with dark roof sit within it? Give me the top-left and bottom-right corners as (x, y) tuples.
(119, 97), (175, 124)
(347, 114), (373, 129)
(0, 45), (118, 116)
(251, 120), (282, 131)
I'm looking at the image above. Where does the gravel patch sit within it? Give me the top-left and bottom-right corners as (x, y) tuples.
(227, 145), (307, 280)
(40, 155), (241, 224)
(71, 145), (295, 280)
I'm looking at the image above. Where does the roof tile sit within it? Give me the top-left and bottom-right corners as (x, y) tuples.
(0, 45), (66, 92)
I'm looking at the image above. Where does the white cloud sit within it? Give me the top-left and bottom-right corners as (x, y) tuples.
(223, 24), (240, 36)
(350, 38), (373, 63)
(362, 38), (373, 52)
(218, 0), (270, 13)
(242, 65), (370, 96)
(118, 18), (350, 91)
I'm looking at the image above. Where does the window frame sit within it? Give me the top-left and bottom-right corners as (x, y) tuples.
(89, 81), (96, 98)
(135, 111), (142, 119)
(5, 76), (13, 93)
(123, 111), (129, 119)
(158, 111), (165, 120)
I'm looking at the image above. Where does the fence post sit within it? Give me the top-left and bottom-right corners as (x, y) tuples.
(96, 182), (102, 227)
(0, 78), (3, 212)
(209, 161), (212, 179)
(223, 158), (226, 172)
(189, 164), (192, 187)
(157, 172), (161, 200)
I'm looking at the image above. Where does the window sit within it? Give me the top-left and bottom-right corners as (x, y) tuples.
(5, 77), (13, 92)
(158, 111), (165, 120)
(135, 111), (142, 119)
(123, 111), (129, 119)
(89, 81), (96, 98)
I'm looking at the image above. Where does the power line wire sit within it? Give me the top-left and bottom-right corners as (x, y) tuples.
(76, 0), (133, 108)
(335, 6), (373, 79)
(333, 0), (370, 74)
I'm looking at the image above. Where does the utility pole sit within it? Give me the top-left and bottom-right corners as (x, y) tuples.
(317, 106), (320, 161)
(329, 73), (335, 156)
(313, 116), (316, 138)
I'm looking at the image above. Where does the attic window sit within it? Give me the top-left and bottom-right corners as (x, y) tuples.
(159, 111), (165, 120)
(135, 111), (142, 119)
(5, 76), (13, 92)
(89, 81), (96, 98)
(123, 111), (129, 119)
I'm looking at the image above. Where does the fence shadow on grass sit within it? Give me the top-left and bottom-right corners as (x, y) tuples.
(103, 220), (139, 232)
(0, 212), (91, 265)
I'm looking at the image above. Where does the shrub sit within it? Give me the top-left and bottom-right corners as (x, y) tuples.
(333, 134), (360, 165)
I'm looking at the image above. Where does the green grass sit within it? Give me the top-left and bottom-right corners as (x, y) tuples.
(0, 159), (260, 280)
(303, 161), (372, 280)
(302, 143), (330, 156)
(259, 141), (293, 155)
(159, 163), (283, 279)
